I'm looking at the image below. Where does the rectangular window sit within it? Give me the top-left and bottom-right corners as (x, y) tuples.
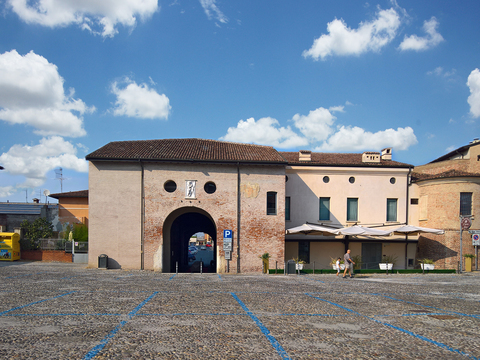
(298, 241), (310, 264)
(267, 192), (277, 215)
(460, 192), (472, 216)
(319, 197), (330, 220)
(347, 198), (358, 222)
(387, 198), (397, 222)
(285, 197), (290, 220)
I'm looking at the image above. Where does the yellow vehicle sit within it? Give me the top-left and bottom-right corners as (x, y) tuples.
(0, 233), (21, 261)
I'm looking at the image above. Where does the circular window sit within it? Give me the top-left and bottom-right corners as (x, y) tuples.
(323, 176), (330, 183)
(390, 177), (396, 184)
(349, 177), (355, 184)
(164, 180), (177, 193)
(204, 182), (217, 194)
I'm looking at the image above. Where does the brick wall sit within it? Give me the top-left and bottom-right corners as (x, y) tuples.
(21, 250), (72, 262)
(143, 162), (285, 273)
(413, 145), (480, 269)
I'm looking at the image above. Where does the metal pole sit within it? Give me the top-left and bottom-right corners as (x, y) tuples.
(284, 262), (286, 275)
(176, 261), (178, 274)
(476, 245), (478, 270)
(460, 222), (463, 273)
(200, 261), (203, 274)
(275, 261), (277, 274)
(313, 261), (315, 275)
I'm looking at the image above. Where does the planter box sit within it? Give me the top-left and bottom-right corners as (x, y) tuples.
(421, 263), (435, 270)
(465, 257), (473, 272)
(295, 264), (304, 270)
(379, 263), (393, 270)
(332, 264), (346, 270)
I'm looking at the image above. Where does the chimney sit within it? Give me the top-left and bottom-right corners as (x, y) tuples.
(362, 152), (380, 163)
(381, 148), (392, 161)
(299, 150), (311, 162)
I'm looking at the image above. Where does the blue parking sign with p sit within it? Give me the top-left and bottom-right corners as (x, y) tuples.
(223, 230), (232, 239)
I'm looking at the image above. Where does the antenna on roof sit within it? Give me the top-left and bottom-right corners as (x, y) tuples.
(43, 189), (50, 204)
(55, 167), (65, 192)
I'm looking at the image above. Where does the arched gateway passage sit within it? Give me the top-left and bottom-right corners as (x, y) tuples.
(165, 208), (216, 273)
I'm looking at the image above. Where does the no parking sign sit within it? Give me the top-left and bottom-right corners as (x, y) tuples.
(473, 234), (480, 246)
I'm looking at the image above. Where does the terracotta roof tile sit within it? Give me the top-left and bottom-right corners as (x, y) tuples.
(86, 139), (287, 164)
(412, 170), (480, 182)
(280, 152), (412, 168)
(49, 190), (88, 199)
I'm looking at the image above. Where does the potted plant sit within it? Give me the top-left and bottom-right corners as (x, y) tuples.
(418, 258), (435, 270)
(259, 253), (271, 274)
(293, 257), (306, 270)
(330, 257), (345, 270)
(463, 254), (475, 272)
(351, 255), (362, 270)
(379, 254), (397, 270)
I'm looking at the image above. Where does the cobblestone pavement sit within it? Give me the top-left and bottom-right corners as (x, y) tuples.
(0, 262), (479, 359)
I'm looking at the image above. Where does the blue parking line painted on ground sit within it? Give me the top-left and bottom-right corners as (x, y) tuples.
(307, 293), (478, 359)
(375, 312), (451, 318)
(5, 272), (46, 279)
(0, 291), (76, 316)
(231, 292), (291, 360)
(373, 294), (480, 319)
(169, 274), (176, 280)
(115, 274), (134, 280)
(218, 274), (222, 280)
(376, 320), (478, 360)
(83, 320), (128, 360)
(83, 291), (158, 360)
(127, 292), (158, 318)
(4, 313), (123, 317)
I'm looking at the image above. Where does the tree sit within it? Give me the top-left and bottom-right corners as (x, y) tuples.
(63, 223), (88, 242)
(20, 217), (54, 250)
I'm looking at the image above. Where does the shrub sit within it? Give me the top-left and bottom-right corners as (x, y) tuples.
(20, 218), (54, 250)
(418, 258), (434, 264)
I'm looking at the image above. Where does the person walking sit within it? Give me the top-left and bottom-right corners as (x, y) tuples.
(343, 249), (355, 278)
(336, 257), (342, 276)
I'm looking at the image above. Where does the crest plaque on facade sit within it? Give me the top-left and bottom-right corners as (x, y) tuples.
(185, 180), (196, 199)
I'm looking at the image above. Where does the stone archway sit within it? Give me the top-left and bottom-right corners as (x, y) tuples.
(164, 208), (217, 273)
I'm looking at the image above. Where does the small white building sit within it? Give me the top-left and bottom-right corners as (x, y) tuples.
(282, 149), (414, 270)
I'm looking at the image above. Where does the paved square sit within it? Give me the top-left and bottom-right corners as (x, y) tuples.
(0, 262), (479, 359)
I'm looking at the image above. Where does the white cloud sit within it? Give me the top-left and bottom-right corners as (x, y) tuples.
(302, 7), (401, 60)
(7, 0), (159, 37)
(427, 66), (456, 78)
(0, 50), (92, 137)
(0, 136), (88, 190)
(399, 17), (443, 51)
(111, 79), (171, 120)
(199, 0), (228, 24)
(0, 186), (16, 198)
(467, 68), (480, 118)
(220, 117), (308, 149)
(292, 107), (336, 142)
(314, 126), (418, 152)
(221, 105), (418, 154)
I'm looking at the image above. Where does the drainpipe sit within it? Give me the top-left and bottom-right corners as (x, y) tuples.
(237, 162), (241, 273)
(140, 160), (145, 270)
(405, 167), (412, 269)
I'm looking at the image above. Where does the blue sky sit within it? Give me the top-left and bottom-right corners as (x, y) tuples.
(0, 0), (479, 203)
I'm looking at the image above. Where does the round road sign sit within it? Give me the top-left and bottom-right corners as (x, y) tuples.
(461, 217), (472, 230)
